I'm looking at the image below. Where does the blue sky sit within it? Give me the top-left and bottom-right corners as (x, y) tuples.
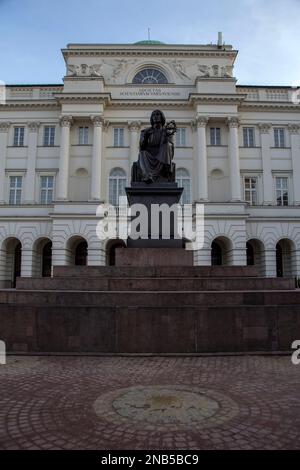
(1, 0), (300, 86)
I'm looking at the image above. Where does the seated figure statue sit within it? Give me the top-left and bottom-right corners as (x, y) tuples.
(131, 109), (177, 184)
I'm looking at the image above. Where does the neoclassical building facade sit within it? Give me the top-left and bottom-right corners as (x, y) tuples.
(0, 39), (300, 286)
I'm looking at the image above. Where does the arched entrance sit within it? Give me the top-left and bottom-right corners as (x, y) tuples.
(32, 238), (52, 278)
(0, 238), (22, 288)
(276, 239), (295, 277)
(66, 236), (88, 266)
(211, 237), (233, 266)
(75, 241), (88, 266)
(246, 239), (265, 275)
(106, 239), (126, 266)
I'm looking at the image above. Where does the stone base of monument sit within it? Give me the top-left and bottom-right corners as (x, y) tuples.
(115, 248), (193, 266)
(0, 264), (300, 354)
(126, 183), (184, 248)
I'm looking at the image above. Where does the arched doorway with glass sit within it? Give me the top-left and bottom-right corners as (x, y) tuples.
(246, 239), (265, 276)
(0, 238), (22, 288)
(106, 239), (126, 266)
(32, 238), (53, 278)
(66, 236), (88, 266)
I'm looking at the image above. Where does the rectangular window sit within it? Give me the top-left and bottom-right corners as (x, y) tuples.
(274, 128), (285, 148)
(9, 176), (22, 205)
(78, 127), (89, 145)
(40, 176), (54, 204)
(13, 127), (25, 146)
(43, 126), (55, 146)
(243, 127), (255, 147)
(113, 128), (124, 147)
(244, 177), (257, 205)
(276, 177), (288, 206)
(210, 127), (221, 146)
(176, 128), (186, 147)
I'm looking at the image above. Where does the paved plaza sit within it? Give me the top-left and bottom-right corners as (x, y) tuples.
(0, 355), (299, 450)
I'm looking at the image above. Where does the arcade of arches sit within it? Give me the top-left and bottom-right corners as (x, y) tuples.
(0, 236), (299, 287)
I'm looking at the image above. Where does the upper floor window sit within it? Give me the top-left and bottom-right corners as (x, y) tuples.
(113, 128), (124, 147)
(276, 177), (288, 206)
(243, 127), (255, 147)
(176, 128), (186, 147)
(132, 68), (168, 84)
(244, 177), (257, 205)
(43, 126), (55, 146)
(13, 127), (25, 147)
(176, 168), (191, 204)
(40, 176), (54, 204)
(78, 127), (89, 145)
(210, 127), (221, 146)
(274, 128), (285, 148)
(109, 168), (127, 206)
(9, 176), (22, 205)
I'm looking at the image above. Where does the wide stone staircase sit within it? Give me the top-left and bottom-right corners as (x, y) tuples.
(0, 264), (299, 354)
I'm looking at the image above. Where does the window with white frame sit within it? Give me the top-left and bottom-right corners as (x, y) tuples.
(40, 176), (54, 204)
(78, 127), (89, 145)
(9, 176), (22, 205)
(244, 177), (258, 205)
(276, 177), (289, 206)
(13, 127), (25, 146)
(274, 128), (285, 148)
(113, 128), (124, 147)
(176, 168), (191, 204)
(43, 126), (55, 146)
(175, 128), (186, 147)
(210, 127), (221, 146)
(243, 127), (255, 147)
(109, 168), (127, 206)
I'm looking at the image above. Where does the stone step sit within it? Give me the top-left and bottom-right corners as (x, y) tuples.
(1, 289), (300, 307)
(16, 276), (295, 291)
(53, 265), (260, 278)
(0, 303), (299, 353)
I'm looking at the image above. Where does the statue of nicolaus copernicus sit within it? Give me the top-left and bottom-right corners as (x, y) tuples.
(131, 110), (177, 184)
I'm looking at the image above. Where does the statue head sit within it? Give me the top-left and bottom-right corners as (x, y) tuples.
(150, 109), (166, 127)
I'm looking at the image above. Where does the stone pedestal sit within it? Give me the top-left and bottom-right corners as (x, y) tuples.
(125, 183), (183, 248)
(115, 248), (193, 267)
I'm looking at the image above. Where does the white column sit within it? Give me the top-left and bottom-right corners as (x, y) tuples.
(289, 124), (300, 205)
(227, 117), (241, 201)
(259, 123), (273, 205)
(128, 121), (141, 166)
(196, 116), (209, 201)
(90, 115), (103, 201)
(57, 116), (72, 201)
(0, 122), (10, 204)
(24, 122), (40, 203)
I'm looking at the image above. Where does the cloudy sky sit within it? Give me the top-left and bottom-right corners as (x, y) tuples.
(1, 0), (299, 86)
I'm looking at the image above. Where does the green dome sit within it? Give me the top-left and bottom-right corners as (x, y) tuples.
(134, 40), (165, 45)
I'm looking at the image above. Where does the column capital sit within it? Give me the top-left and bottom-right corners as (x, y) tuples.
(90, 115), (104, 127)
(27, 121), (40, 132)
(195, 116), (209, 128)
(60, 115), (73, 127)
(258, 122), (272, 134)
(128, 121), (141, 132)
(288, 123), (300, 134)
(227, 117), (240, 129)
(0, 122), (11, 133)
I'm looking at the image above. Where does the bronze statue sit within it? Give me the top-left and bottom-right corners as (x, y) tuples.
(131, 110), (177, 184)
